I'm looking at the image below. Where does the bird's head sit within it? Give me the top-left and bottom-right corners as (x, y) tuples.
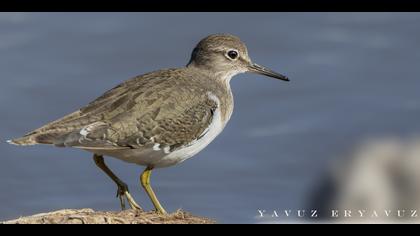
(187, 34), (289, 82)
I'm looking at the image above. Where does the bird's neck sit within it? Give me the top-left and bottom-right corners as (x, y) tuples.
(186, 64), (237, 85)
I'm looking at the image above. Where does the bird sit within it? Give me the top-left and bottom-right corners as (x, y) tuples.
(8, 33), (289, 214)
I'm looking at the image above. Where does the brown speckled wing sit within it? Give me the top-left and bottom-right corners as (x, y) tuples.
(16, 68), (219, 152)
(64, 77), (219, 151)
(113, 94), (218, 151)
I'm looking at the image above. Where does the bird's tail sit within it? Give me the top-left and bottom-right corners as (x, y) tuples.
(7, 130), (59, 146)
(7, 130), (75, 146)
(7, 135), (39, 146)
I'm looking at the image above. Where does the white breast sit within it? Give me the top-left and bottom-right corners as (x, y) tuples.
(153, 92), (226, 167)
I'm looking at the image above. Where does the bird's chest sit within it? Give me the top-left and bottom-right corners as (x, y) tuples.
(155, 93), (232, 167)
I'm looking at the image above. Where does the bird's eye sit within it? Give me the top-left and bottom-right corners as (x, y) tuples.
(226, 50), (239, 60)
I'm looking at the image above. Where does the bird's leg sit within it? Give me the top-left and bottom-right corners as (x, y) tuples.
(140, 166), (167, 214)
(93, 154), (142, 211)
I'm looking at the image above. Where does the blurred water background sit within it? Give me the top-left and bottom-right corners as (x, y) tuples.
(1, 13), (420, 223)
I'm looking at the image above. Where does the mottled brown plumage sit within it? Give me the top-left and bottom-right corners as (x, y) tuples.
(8, 33), (289, 213)
(11, 67), (235, 152)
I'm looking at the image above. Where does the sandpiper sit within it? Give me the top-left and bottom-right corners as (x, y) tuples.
(8, 34), (289, 214)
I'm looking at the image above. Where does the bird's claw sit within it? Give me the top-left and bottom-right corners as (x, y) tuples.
(116, 184), (142, 211)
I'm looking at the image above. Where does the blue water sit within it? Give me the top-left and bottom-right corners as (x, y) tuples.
(1, 13), (420, 223)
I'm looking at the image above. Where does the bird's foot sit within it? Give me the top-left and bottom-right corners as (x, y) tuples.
(116, 184), (142, 211)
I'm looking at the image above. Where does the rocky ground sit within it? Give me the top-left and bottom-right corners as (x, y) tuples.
(1, 208), (215, 224)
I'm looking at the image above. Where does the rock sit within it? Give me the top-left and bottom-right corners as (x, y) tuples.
(1, 208), (215, 224)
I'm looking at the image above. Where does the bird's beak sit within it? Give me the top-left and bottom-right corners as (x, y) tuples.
(248, 63), (289, 81)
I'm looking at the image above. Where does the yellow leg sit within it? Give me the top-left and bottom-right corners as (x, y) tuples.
(140, 166), (167, 214)
(93, 154), (142, 211)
